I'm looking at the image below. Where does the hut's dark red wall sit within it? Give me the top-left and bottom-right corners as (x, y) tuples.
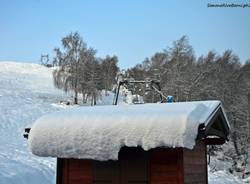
(183, 142), (207, 184)
(57, 142), (207, 184)
(58, 159), (92, 184)
(150, 148), (183, 184)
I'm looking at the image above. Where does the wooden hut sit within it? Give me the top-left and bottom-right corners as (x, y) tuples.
(26, 101), (230, 184)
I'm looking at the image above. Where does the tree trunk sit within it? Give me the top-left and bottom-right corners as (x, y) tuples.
(74, 90), (78, 104)
(231, 111), (241, 156)
(82, 93), (87, 104)
(232, 131), (240, 156)
(90, 93), (94, 106)
(247, 94), (250, 151)
(94, 94), (96, 105)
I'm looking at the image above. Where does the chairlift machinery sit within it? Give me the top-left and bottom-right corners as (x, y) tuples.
(113, 79), (167, 105)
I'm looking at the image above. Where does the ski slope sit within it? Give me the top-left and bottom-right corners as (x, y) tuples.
(0, 62), (70, 184)
(0, 61), (245, 183)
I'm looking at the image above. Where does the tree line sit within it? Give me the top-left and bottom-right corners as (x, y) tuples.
(53, 32), (119, 105)
(126, 36), (250, 176)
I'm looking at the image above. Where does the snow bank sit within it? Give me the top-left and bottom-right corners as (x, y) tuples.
(28, 100), (225, 161)
(209, 169), (244, 184)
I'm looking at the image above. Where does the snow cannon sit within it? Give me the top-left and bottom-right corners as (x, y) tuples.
(113, 79), (167, 105)
(23, 127), (31, 139)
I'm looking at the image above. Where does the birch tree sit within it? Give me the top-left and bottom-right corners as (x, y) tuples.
(53, 32), (86, 104)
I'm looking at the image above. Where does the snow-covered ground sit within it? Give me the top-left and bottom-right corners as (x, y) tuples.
(0, 62), (71, 184)
(0, 61), (246, 183)
(209, 169), (244, 184)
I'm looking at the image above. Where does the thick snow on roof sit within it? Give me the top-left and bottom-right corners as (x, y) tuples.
(29, 101), (224, 161)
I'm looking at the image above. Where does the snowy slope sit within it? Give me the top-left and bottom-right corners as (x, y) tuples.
(0, 61), (246, 183)
(0, 62), (71, 184)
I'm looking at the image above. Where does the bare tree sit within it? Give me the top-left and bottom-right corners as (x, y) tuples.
(53, 32), (86, 104)
(101, 55), (119, 95)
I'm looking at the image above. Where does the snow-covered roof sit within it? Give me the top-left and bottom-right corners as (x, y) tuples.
(28, 101), (229, 161)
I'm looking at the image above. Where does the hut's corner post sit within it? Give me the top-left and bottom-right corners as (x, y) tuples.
(178, 149), (184, 184)
(56, 158), (63, 184)
(205, 145), (208, 184)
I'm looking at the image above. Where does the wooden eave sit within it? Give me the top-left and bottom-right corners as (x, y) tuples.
(197, 106), (230, 145)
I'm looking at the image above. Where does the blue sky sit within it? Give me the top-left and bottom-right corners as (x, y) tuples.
(0, 0), (250, 69)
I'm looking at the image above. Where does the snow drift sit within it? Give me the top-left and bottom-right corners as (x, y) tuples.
(29, 100), (227, 161)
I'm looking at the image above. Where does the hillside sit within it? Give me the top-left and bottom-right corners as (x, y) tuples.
(0, 61), (245, 183)
(0, 62), (70, 184)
